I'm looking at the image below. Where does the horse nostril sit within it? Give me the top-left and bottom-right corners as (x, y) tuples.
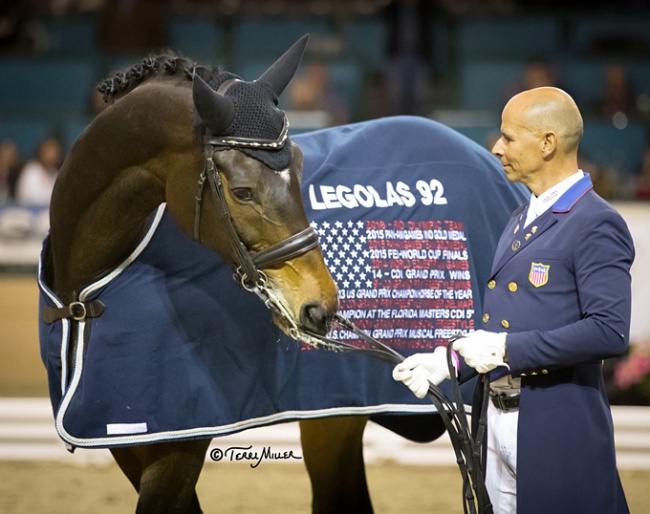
(300, 301), (329, 335)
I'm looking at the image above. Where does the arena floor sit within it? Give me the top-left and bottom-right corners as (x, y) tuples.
(1, 460), (649, 513)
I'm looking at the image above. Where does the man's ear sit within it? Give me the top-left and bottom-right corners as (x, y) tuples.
(541, 131), (557, 159)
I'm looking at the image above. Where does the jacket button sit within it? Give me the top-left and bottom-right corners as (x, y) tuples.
(488, 280), (496, 289)
(542, 369), (549, 374)
(521, 373), (527, 377)
(501, 319), (510, 329)
(483, 313), (490, 323)
(531, 371), (538, 376)
(508, 282), (518, 292)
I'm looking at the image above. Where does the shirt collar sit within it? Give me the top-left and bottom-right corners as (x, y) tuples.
(528, 170), (584, 218)
(552, 171), (593, 213)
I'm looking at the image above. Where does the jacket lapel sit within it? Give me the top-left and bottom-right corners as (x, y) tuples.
(491, 210), (557, 275)
(491, 205), (525, 269)
(489, 172), (593, 276)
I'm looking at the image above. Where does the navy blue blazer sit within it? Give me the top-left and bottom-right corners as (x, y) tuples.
(472, 172), (634, 514)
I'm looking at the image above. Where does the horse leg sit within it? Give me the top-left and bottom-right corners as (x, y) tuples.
(300, 415), (373, 514)
(110, 439), (211, 514)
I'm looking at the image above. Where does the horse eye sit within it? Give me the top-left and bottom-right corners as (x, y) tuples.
(232, 188), (253, 201)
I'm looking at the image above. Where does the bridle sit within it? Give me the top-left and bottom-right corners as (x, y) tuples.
(192, 121), (321, 326)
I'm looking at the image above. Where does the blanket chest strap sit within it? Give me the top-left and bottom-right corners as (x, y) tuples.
(42, 300), (106, 324)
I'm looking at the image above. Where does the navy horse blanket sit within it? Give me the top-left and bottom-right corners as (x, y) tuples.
(38, 116), (526, 448)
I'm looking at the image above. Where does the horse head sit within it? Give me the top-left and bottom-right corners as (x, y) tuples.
(181, 35), (338, 337)
(47, 36), (336, 338)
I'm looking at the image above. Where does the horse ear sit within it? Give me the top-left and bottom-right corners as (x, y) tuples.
(192, 74), (235, 135)
(257, 34), (309, 97)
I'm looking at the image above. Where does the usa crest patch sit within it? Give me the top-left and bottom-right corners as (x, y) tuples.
(529, 262), (550, 288)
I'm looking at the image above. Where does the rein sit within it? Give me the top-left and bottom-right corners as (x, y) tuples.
(300, 316), (494, 514)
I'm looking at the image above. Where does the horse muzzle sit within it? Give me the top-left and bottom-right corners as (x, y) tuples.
(299, 301), (333, 336)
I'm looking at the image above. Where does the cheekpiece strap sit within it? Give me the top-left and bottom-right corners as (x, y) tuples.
(203, 148), (262, 285)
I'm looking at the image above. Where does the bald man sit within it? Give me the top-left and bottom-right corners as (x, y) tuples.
(394, 88), (633, 513)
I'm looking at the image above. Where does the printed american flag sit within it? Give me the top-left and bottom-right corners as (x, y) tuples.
(313, 220), (372, 289)
(310, 218), (473, 350)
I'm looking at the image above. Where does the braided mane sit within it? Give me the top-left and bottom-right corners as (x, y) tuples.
(97, 53), (219, 104)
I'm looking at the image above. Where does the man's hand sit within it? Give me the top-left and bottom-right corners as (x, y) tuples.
(453, 330), (508, 373)
(393, 346), (452, 399)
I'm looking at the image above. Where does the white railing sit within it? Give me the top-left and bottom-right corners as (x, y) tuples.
(1, 398), (649, 469)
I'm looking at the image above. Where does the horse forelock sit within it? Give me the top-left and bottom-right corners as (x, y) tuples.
(97, 53), (219, 104)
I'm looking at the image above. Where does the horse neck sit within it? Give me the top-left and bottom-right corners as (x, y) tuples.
(47, 85), (200, 302)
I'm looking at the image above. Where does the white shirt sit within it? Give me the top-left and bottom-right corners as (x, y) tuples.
(16, 160), (58, 205)
(524, 170), (584, 227)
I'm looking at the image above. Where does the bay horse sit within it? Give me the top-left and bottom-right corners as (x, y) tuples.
(40, 36), (339, 513)
(39, 38), (527, 513)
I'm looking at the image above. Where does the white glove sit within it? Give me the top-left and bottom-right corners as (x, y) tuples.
(452, 330), (508, 374)
(393, 346), (453, 399)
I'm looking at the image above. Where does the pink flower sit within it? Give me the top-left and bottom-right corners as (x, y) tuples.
(614, 351), (650, 390)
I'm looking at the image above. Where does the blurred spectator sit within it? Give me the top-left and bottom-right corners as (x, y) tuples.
(382, 0), (436, 115)
(500, 57), (558, 109)
(15, 137), (62, 206)
(98, 0), (168, 54)
(0, 138), (22, 203)
(439, 0), (515, 15)
(0, 0), (37, 54)
(0, 0), (47, 54)
(0, 0), (23, 47)
(580, 150), (620, 200)
(361, 69), (396, 120)
(50, 0), (105, 15)
(590, 63), (637, 120)
(287, 63), (349, 126)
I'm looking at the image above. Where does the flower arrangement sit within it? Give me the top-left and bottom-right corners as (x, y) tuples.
(612, 343), (650, 405)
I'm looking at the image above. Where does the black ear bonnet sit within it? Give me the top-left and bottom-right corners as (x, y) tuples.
(192, 35), (309, 171)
